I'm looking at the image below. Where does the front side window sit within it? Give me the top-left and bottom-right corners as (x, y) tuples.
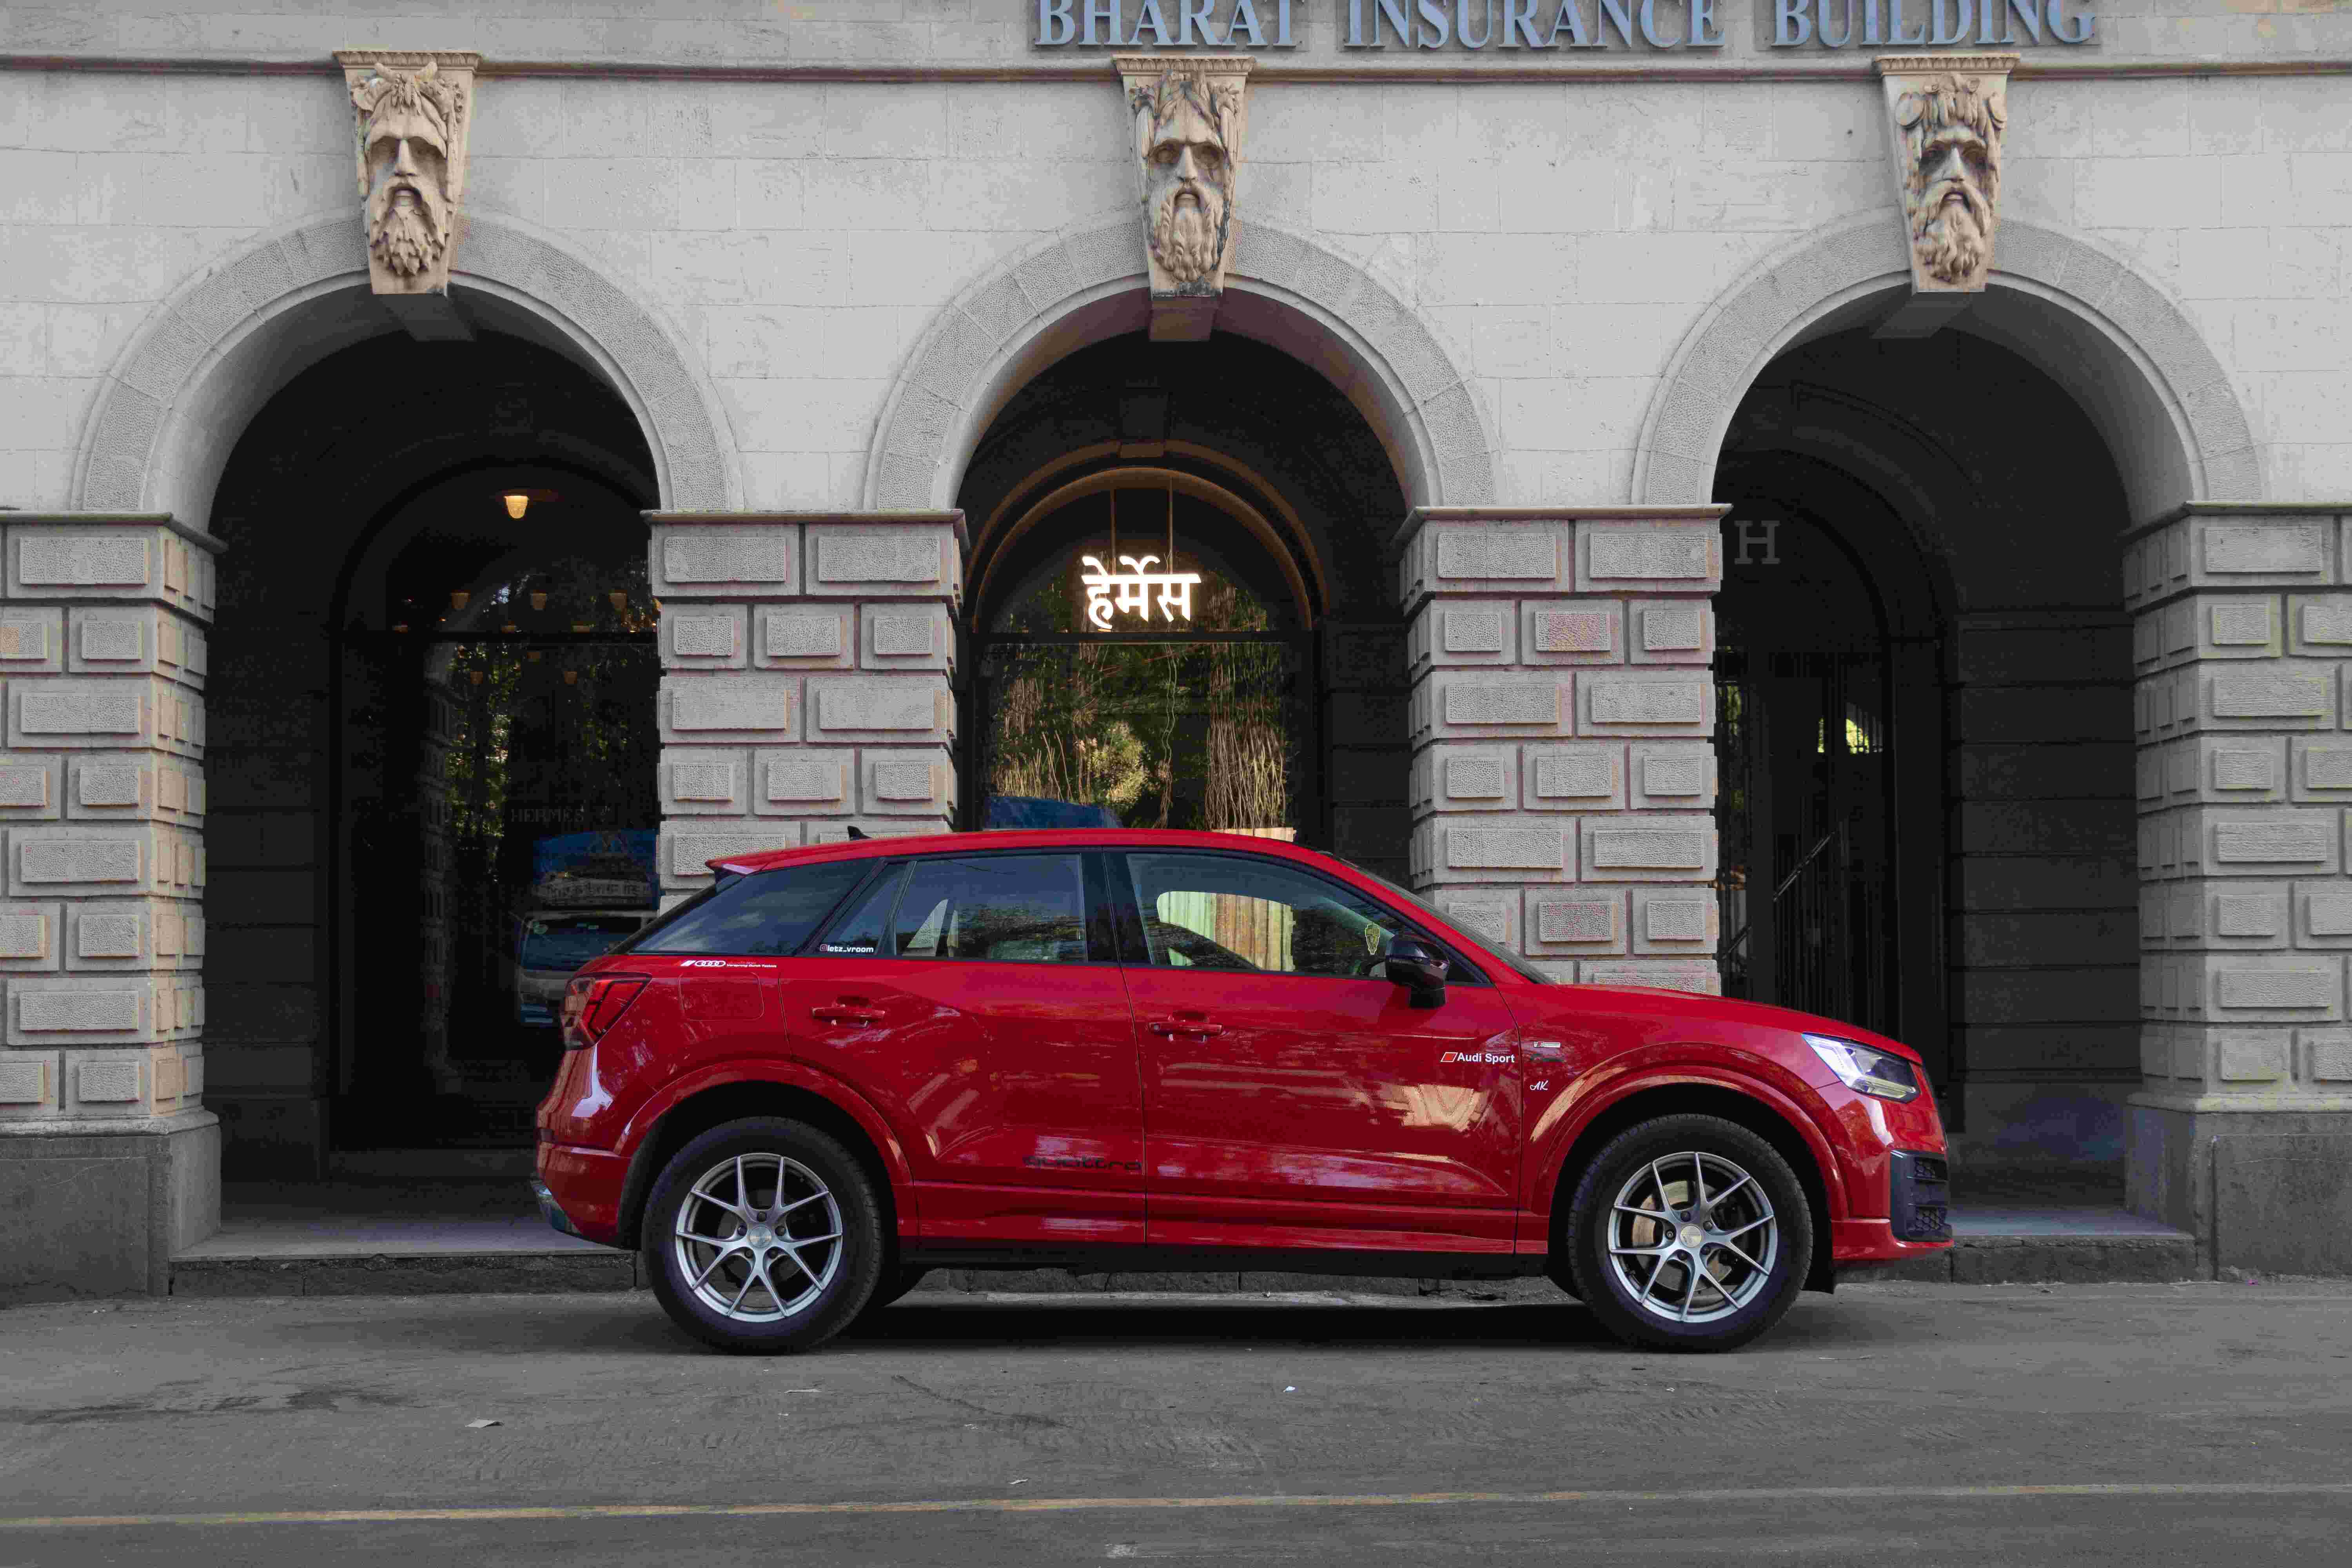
(626, 860), (872, 956)
(1123, 852), (1416, 979)
(829, 853), (1091, 964)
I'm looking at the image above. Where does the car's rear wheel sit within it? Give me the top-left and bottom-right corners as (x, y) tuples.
(1562, 1113), (1811, 1353)
(643, 1118), (884, 1354)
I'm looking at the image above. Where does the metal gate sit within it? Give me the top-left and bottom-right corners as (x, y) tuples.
(1715, 649), (1896, 1036)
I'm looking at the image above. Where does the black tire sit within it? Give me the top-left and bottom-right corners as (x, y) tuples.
(642, 1118), (885, 1355)
(857, 1267), (929, 1319)
(1562, 1113), (1812, 1354)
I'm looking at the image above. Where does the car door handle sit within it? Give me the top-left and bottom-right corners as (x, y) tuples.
(1148, 1018), (1224, 1038)
(810, 1002), (883, 1026)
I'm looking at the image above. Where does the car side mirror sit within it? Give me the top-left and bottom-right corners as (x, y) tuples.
(1384, 937), (1448, 1006)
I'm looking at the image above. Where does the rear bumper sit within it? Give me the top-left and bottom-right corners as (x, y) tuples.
(535, 1142), (631, 1248)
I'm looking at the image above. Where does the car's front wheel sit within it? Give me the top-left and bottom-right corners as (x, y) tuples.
(643, 1118), (884, 1354)
(1562, 1113), (1811, 1353)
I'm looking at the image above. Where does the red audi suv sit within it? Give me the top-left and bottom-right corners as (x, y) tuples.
(534, 829), (1951, 1354)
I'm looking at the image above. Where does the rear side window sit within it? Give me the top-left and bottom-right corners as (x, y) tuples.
(824, 853), (1090, 964)
(627, 861), (873, 956)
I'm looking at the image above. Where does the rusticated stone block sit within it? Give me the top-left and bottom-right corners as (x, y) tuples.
(0, 755), (61, 819)
(10, 823), (201, 898)
(0, 1053), (55, 1112)
(659, 674), (798, 745)
(8, 976), (159, 1046)
(754, 606), (856, 669)
(1399, 520), (1571, 605)
(1407, 602), (1515, 670)
(657, 748), (748, 817)
(2192, 953), (2344, 1022)
(2292, 737), (2352, 802)
(2294, 881), (2352, 947)
(1578, 670), (1711, 735)
(803, 526), (961, 601)
(1632, 886), (1719, 954)
(1576, 522), (1721, 595)
(651, 525), (796, 599)
(1580, 814), (1716, 882)
(2184, 736), (2288, 802)
(1524, 887), (1626, 955)
(2194, 595), (2281, 661)
(2201, 880), (2289, 948)
(2198, 664), (2336, 729)
(1521, 742), (1623, 809)
(1628, 600), (1713, 664)
(2198, 519), (2331, 585)
(658, 823), (803, 889)
(2179, 808), (2342, 876)
(806, 675), (953, 744)
(1409, 743), (1516, 817)
(2289, 594), (2352, 657)
(1579, 958), (1722, 995)
(659, 605), (746, 670)
(1432, 888), (1515, 948)
(1412, 818), (1573, 884)
(0, 902), (60, 971)
(754, 748), (854, 815)
(2303, 1029), (2352, 1082)
(860, 748), (956, 816)
(861, 604), (953, 672)
(1518, 601), (1620, 666)
(1412, 671), (1572, 741)
(1630, 742), (1717, 809)
(0, 608), (63, 673)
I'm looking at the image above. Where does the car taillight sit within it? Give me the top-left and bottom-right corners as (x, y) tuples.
(562, 973), (648, 1051)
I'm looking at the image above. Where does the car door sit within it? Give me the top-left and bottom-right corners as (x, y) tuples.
(1116, 848), (1523, 1255)
(785, 849), (1143, 1249)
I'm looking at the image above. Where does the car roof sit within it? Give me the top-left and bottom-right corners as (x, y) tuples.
(710, 828), (1342, 878)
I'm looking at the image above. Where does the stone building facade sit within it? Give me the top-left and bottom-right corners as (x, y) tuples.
(2, 0), (2349, 1294)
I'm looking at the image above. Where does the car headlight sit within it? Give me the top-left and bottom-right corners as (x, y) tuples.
(1804, 1034), (1922, 1102)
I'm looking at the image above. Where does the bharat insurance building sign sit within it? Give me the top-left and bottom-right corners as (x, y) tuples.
(1037, 0), (2096, 49)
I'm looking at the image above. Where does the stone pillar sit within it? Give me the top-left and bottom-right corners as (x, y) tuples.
(2126, 503), (2352, 1275)
(1398, 507), (1725, 990)
(0, 512), (220, 1299)
(650, 512), (963, 903)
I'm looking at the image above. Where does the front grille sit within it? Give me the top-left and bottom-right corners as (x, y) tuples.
(1890, 1149), (1953, 1242)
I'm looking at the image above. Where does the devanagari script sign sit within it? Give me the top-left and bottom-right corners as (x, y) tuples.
(1082, 554), (1204, 628)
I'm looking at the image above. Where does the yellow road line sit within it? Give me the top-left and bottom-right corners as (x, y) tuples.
(5, 1481), (2352, 1531)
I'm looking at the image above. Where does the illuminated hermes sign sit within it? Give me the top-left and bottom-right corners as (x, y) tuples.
(1036, 0), (2096, 48)
(1081, 554), (1204, 627)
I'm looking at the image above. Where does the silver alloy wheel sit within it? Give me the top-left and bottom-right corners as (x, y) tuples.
(1604, 1150), (1779, 1325)
(672, 1152), (844, 1323)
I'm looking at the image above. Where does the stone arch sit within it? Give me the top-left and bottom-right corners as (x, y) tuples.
(71, 211), (740, 529)
(864, 213), (1497, 512)
(1632, 214), (2259, 524)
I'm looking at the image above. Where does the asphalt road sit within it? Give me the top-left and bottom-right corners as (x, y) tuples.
(3, 1281), (2350, 1566)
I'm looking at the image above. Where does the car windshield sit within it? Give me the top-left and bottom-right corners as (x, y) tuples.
(1332, 855), (1560, 985)
(519, 914), (644, 972)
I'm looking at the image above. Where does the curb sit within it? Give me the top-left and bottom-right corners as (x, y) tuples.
(170, 1238), (2207, 1299)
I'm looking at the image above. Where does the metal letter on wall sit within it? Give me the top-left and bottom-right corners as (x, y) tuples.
(1114, 54), (1252, 343)
(337, 50), (479, 299)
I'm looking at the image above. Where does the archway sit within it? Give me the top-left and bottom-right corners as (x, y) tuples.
(204, 329), (660, 1171)
(868, 212), (1499, 514)
(1713, 321), (2142, 1165)
(955, 332), (1411, 880)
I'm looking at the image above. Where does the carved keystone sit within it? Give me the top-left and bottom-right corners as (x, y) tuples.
(1873, 53), (2013, 337)
(336, 50), (479, 298)
(1114, 54), (1251, 343)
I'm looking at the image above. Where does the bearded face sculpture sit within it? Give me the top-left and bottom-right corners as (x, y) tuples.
(1887, 66), (2009, 294)
(342, 53), (475, 296)
(1118, 56), (1251, 341)
(1141, 75), (1237, 290)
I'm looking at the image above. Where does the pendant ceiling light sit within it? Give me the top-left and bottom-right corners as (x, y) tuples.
(502, 492), (530, 520)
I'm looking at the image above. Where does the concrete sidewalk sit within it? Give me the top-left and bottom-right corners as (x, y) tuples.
(168, 1161), (2203, 1298)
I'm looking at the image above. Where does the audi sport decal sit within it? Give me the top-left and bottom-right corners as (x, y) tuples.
(1439, 1050), (1514, 1066)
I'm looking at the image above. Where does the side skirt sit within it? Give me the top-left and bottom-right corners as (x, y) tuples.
(897, 1245), (1551, 1283)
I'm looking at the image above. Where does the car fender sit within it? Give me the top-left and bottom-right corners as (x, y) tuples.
(616, 1056), (921, 1232)
(1525, 1054), (1852, 1227)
